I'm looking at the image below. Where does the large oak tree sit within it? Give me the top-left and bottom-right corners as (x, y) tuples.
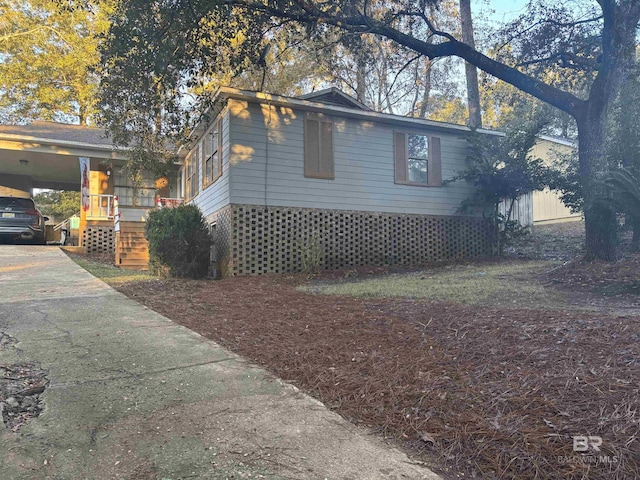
(100, 0), (640, 261)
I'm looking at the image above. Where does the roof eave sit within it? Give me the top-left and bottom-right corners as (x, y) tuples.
(0, 132), (129, 155)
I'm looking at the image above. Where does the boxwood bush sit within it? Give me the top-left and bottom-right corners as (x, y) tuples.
(145, 204), (211, 278)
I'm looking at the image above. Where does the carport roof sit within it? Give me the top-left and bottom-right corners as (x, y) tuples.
(0, 121), (113, 148)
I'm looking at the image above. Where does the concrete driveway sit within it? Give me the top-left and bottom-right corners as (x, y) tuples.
(0, 246), (440, 480)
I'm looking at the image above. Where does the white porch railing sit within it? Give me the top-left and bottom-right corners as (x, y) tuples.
(53, 218), (70, 231)
(87, 194), (114, 219)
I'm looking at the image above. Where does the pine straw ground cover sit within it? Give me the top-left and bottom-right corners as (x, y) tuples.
(112, 261), (640, 480)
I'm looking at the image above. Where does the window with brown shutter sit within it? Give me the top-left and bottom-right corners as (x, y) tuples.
(394, 132), (442, 187)
(304, 116), (334, 179)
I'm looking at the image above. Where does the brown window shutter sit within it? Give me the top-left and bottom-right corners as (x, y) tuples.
(218, 118), (223, 177)
(429, 136), (442, 186)
(319, 121), (334, 178)
(394, 132), (407, 183)
(305, 118), (320, 176)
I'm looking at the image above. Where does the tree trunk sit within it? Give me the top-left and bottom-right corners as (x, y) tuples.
(459, 0), (482, 128)
(78, 103), (87, 126)
(578, 113), (621, 261)
(632, 221), (640, 252)
(356, 49), (367, 104)
(418, 62), (432, 118)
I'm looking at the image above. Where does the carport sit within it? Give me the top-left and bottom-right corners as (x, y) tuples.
(0, 121), (126, 197)
(0, 121), (179, 270)
(0, 121), (128, 254)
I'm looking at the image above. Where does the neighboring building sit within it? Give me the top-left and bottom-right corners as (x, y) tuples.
(531, 136), (581, 224)
(500, 135), (581, 227)
(179, 87), (498, 275)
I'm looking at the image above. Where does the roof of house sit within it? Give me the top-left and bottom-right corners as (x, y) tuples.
(213, 87), (503, 138)
(0, 121), (114, 149)
(298, 87), (371, 111)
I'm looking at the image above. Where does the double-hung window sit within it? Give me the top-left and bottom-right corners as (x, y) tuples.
(394, 132), (442, 186)
(203, 119), (222, 187)
(184, 144), (200, 201)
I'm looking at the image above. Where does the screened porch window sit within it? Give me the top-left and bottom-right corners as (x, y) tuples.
(113, 170), (157, 207)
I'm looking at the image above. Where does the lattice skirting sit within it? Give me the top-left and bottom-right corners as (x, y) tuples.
(82, 227), (115, 254)
(207, 204), (491, 276)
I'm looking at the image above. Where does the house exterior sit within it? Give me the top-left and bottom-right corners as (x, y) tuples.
(179, 87), (497, 276)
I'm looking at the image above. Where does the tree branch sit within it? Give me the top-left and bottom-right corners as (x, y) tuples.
(224, 0), (586, 117)
(0, 25), (73, 48)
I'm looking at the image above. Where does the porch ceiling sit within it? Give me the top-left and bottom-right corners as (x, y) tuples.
(0, 122), (128, 191)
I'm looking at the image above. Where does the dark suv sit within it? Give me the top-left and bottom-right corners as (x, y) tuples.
(0, 196), (48, 244)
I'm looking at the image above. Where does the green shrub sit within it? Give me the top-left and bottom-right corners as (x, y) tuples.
(145, 205), (211, 278)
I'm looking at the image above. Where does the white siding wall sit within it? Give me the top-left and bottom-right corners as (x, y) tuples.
(188, 110), (231, 216)
(227, 101), (476, 216)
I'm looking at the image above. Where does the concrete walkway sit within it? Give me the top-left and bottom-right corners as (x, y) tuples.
(0, 246), (440, 480)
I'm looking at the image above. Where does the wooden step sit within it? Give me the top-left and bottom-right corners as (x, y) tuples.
(118, 240), (147, 247)
(119, 253), (149, 261)
(118, 238), (148, 246)
(119, 257), (149, 266)
(115, 223), (149, 270)
(120, 221), (146, 230)
(119, 264), (148, 271)
(118, 232), (147, 239)
(119, 246), (149, 253)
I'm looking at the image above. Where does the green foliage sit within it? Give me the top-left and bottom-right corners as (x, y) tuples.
(547, 149), (583, 213)
(293, 235), (324, 274)
(145, 205), (211, 279)
(33, 190), (80, 220)
(596, 168), (640, 221)
(0, 0), (114, 125)
(551, 68), (640, 215)
(449, 118), (548, 254)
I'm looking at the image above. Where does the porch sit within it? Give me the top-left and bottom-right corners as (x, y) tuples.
(82, 193), (183, 270)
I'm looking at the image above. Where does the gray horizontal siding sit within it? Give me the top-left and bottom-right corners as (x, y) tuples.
(189, 110), (231, 217)
(228, 101), (475, 216)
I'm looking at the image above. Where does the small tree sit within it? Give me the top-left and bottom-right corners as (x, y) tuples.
(145, 205), (211, 278)
(449, 119), (549, 254)
(33, 190), (80, 220)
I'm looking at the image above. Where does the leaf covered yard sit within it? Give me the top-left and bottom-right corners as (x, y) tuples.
(113, 261), (640, 480)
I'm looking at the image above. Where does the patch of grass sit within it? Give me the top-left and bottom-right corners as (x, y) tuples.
(302, 260), (566, 307)
(66, 253), (155, 286)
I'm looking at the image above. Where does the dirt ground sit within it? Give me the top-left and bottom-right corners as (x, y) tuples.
(91, 223), (639, 480)
(0, 333), (48, 431)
